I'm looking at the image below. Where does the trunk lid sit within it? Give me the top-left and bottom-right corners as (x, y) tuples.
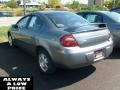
(64, 25), (109, 48)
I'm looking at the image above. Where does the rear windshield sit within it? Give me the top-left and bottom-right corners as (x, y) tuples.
(46, 12), (88, 28)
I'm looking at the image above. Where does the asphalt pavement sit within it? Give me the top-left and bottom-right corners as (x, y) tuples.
(0, 42), (120, 90)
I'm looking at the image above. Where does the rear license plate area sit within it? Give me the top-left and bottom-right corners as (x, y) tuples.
(95, 50), (103, 59)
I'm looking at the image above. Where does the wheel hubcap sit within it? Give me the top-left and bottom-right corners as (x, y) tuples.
(8, 36), (12, 46)
(39, 53), (48, 72)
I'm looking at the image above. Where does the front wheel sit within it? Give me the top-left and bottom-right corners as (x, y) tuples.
(38, 49), (56, 74)
(8, 35), (14, 47)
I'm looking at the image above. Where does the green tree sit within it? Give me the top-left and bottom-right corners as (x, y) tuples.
(104, 0), (113, 9)
(115, 0), (120, 7)
(104, 0), (120, 10)
(70, 0), (80, 10)
(48, 0), (61, 7)
(6, 0), (18, 8)
(65, 0), (80, 11)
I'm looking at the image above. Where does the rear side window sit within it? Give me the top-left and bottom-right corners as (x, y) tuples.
(28, 16), (42, 30)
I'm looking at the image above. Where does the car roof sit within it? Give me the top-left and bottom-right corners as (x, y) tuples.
(110, 7), (120, 11)
(33, 11), (69, 15)
(78, 11), (109, 14)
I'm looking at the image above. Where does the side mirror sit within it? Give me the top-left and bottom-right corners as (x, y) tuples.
(12, 24), (18, 29)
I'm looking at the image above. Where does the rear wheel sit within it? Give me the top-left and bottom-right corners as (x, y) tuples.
(38, 49), (56, 74)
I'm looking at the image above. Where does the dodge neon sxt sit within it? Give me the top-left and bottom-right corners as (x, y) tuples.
(8, 11), (113, 74)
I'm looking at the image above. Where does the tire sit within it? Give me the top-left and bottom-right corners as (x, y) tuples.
(37, 49), (56, 74)
(8, 34), (14, 47)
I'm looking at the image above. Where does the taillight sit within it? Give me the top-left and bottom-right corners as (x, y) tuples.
(60, 34), (79, 47)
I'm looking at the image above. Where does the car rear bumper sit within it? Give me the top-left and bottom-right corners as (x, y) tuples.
(52, 40), (113, 69)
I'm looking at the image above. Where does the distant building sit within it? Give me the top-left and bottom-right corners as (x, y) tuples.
(15, 0), (106, 8)
(19, 0), (41, 8)
(19, 2), (40, 8)
(61, 0), (104, 6)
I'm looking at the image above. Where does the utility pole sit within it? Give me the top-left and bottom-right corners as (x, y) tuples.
(113, 0), (116, 8)
(94, 0), (96, 5)
(23, 0), (26, 15)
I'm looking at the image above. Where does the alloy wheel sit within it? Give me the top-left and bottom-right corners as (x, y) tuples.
(38, 53), (49, 72)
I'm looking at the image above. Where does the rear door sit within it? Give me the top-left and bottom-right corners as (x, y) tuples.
(24, 15), (43, 53)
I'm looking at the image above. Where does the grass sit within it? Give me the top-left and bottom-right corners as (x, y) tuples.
(0, 26), (10, 43)
(0, 7), (40, 16)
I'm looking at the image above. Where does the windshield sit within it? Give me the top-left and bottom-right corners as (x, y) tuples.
(46, 12), (88, 28)
(106, 12), (120, 23)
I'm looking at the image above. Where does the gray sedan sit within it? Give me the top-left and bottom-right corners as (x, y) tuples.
(8, 11), (113, 74)
(77, 11), (120, 47)
(110, 7), (120, 14)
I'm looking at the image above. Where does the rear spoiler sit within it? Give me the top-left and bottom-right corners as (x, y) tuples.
(89, 23), (107, 28)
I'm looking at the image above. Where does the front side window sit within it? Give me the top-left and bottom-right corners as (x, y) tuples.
(28, 16), (42, 30)
(17, 16), (30, 28)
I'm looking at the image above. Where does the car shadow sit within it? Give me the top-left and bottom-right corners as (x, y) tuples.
(0, 42), (96, 90)
(108, 47), (120, 59)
